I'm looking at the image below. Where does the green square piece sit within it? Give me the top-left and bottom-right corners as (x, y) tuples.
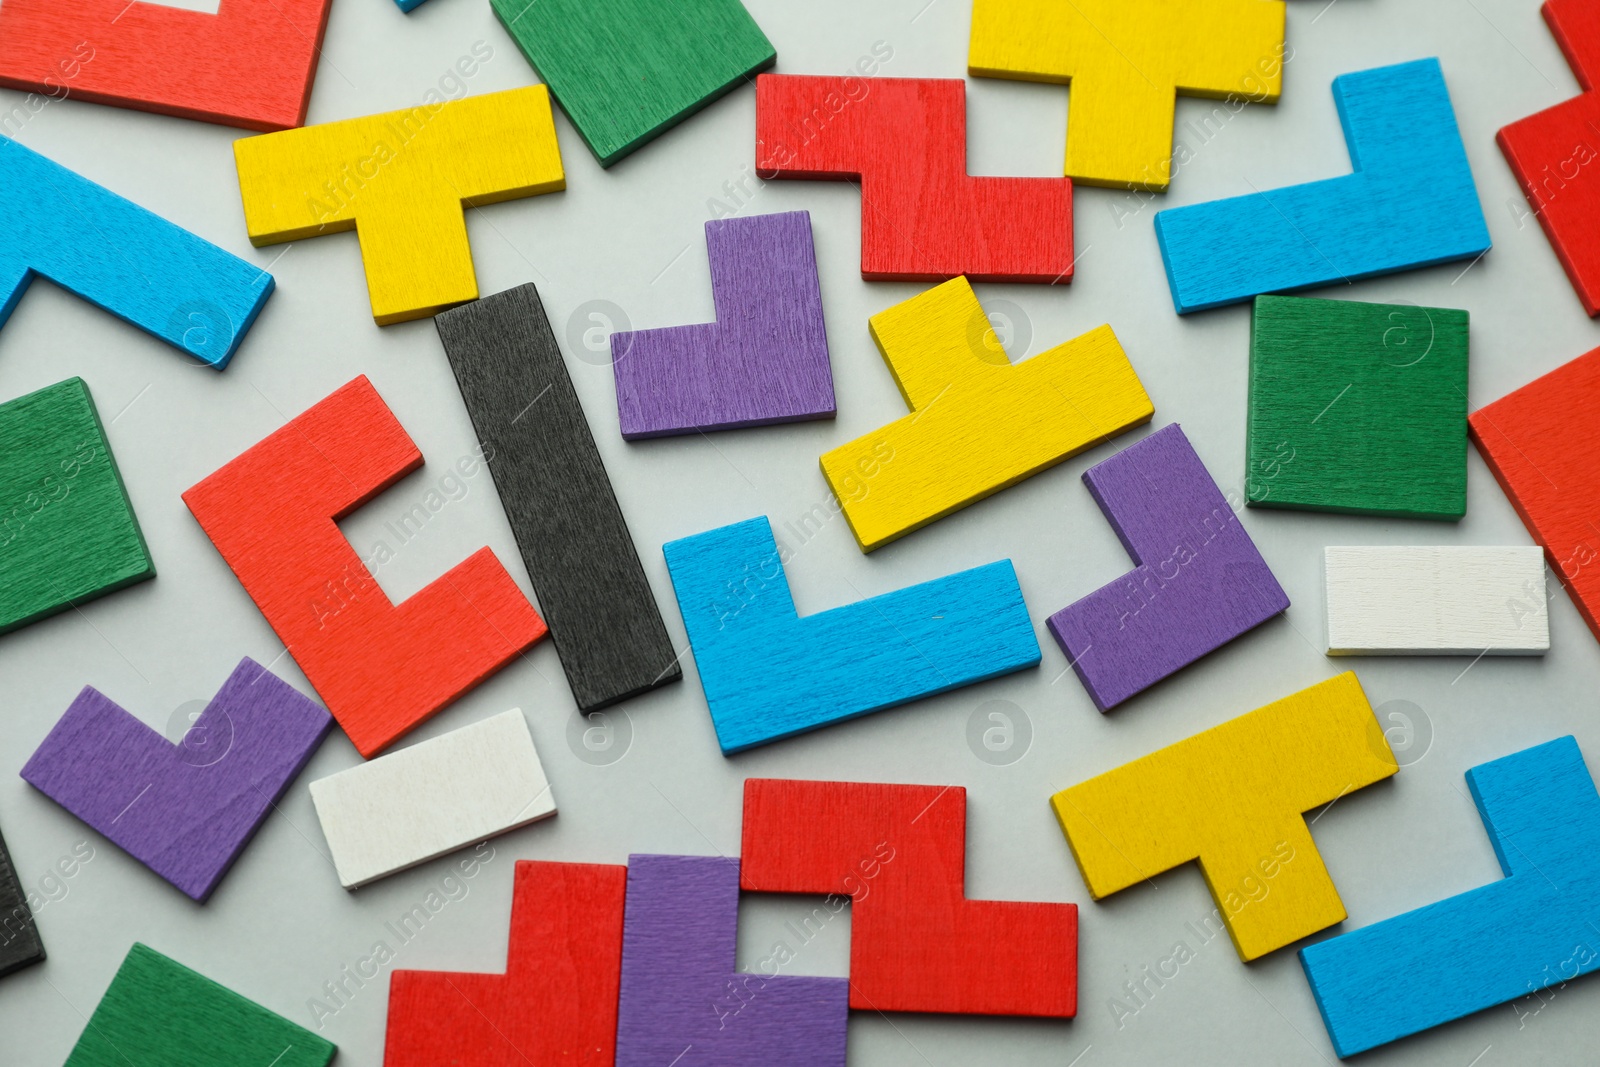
(0, 378), (154, 633)
(64, 943), (335, 1067)
(1246, 295), (1469, 519)
(491, 0), (776, 167)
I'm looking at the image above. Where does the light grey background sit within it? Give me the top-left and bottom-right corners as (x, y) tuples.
(0, 0), (1595, 1063)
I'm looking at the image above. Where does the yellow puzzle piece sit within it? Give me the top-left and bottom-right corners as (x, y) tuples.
(819, 276), (1152, 552)
(1052, 673), (1397, 962)
(233, 86), (566, 324)
(968, 0), (1286, 190)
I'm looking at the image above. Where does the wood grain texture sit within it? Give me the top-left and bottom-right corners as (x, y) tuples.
(662, 516), (1040, 754)
(19, 658), (331, 902)
(385, 860), (625, 1067)
(968, 0), (1285, 190)
(233, 87), (565, 324)
(490, 0), (774, 167)
(309, 709), (555, 889)
(1046, 424), (1289, 711)
(0, 820), (45, 978)
(182, 376), (546, 758)
(436, 283), (680, 712)
(63, 942), (335, 1066)
(0, 378), (153, 635)
(755, 75), (1074, 282)
(1469, 345), (1600, 644)
(616, 854), (849, 1066)
(1154, 59), (1491, 313)
(741, 778), (1077, 1016)
(1497, 0), (1600, 316)
(820, 276), (1152, 551)
(1247, 295), (1470, 519)
(1299, 736), (1600, 1057)
(1053, 672), (1397, 962)
(611, 211), (836, 438)
(0, 137), (274, 367)
(0, 0), (330, 131)
(1324, 546), (1549, 656)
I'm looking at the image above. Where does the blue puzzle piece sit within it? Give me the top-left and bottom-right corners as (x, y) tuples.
(394, 0), (429, 11)
(662, 516), (1040, 753)
(1299, 736), (1600, 1057)
(1153, 58), (1491, 314)
(0, 136), (274, 368)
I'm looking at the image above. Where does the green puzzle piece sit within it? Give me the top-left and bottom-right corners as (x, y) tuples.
(1246, 295), (1469, 520)
(0, 378), (153, 633)
(65, 944), (336, 1067)
(491, 0), (775, 167)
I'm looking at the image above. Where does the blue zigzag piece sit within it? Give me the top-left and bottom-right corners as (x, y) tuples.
(1299, 736), (1600, 1057)
(0, 136), (274, 368)
(1154, 58), (1491, 314)
(662, 516), (1040, 753)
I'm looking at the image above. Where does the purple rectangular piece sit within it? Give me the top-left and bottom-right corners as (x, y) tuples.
(20, 657), (332, 901)
(616, 854), (848, 1067)
(611, 210), (836, 439)
(1047, 424), (1289, 711)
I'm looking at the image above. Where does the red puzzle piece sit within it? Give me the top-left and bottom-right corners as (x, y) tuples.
(1470, 346), (1600, 640)
(182, 376), (545, 757)
(740, 778), (1077, 1017)
(385, 861), (626, 1067)
(754, 75), (1075, 283)
(0, 0), (331, 132)
(1498, 0), (1600, 315)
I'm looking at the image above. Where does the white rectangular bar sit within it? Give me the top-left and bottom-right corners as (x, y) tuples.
(1324, 546), (1549, 656)
(309, 708), (556, 889)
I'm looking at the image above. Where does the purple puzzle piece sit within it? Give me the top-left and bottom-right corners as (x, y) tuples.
(611, 210), (835, 439)
(1047, 424), (1288, 711)
(20, 657), (331, 901)
(616, 854), (848, 1067)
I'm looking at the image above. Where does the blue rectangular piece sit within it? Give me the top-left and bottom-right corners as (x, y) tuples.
(1298, 736), (1600, 1057)
(662, 517), (1040, 753)
(1153, 59), (1491, 314)
(0, 136), (273, 368)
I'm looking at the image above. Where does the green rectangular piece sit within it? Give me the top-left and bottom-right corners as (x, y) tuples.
(1246, 295), (1469, 520)
(64, 943), (336, 1067)
(0, 378), (153, 633)
(490, 0), (775, 167)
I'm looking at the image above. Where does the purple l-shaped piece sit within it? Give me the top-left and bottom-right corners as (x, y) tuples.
(20, 658), (331, 901)
(1048, 424), (1289, 711)
(611, 210), (836, 439)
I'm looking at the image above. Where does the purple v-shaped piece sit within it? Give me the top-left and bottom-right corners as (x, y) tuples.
(20, 658), (331, 901)
(611, 210), (835, 439)
(615, 854), (849, 1067)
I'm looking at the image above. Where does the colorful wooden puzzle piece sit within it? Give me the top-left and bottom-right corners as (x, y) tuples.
(0, 820), (45, 978)
(820, 276), (1152, 551)
(742, 778), (1077, 1016)
(968, 0), (1286, 190)
(1154, 59), (1491, 313)
(1047, 424), (1288, 711)
(0, 378), (154, 636)
(233, 86), (565, 324)
(611, 211), (836, 439)
(182, 376), (546, 758)
(64, 942), (335, 1066)
(755, 75), (1075, 282)
(0, 137), (274, 367)
(1247, 295), (1470, 519)
(0, 0), (330, 131)
(20, 658), (331, 902)
(490, 0), (774, 166)
(385, 860), (626, 1066)
(1498, 0), (1600, 316)
(616, 854), (849, 1066)
(662, 517), (1040, 753)
(1299, 736), (1600, 1057)
(1053, 672), (1397, 961)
